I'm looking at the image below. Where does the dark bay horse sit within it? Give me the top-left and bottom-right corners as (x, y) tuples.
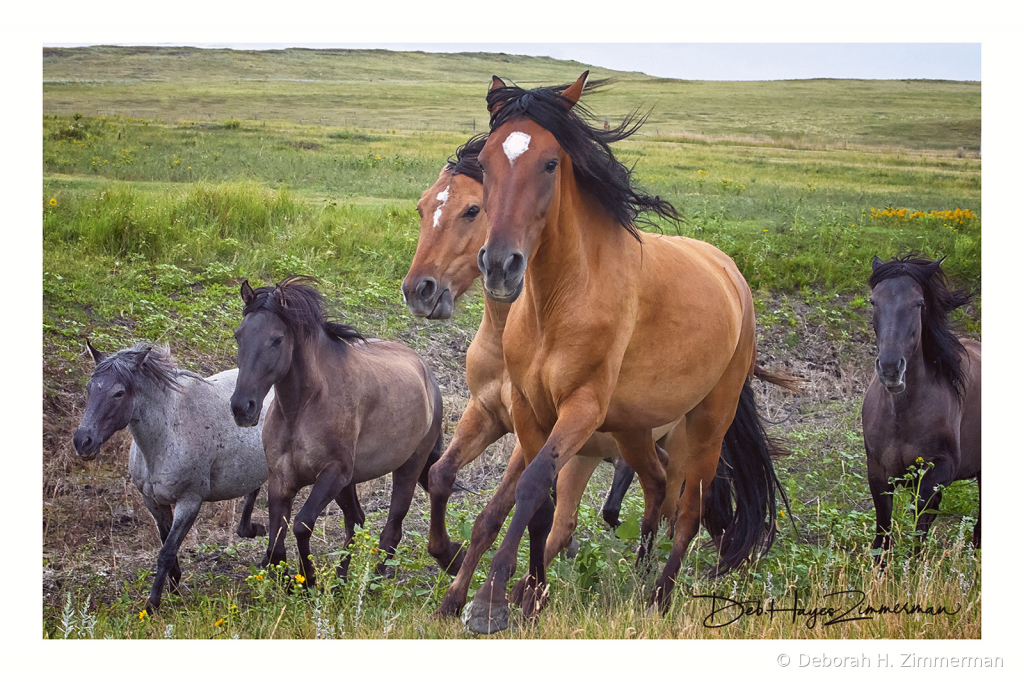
(442, 73), (789, 633)
(72, 342), (269, 612)
(862, 255), (981, 557)
(230, 276), (443, 587)
(402, 134), (678, 578)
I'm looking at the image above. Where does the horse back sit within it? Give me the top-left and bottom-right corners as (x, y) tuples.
(317, 340), (442, 483)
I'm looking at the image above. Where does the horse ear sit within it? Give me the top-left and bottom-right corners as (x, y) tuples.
(134, 346), (152, 368)
(560, 71), (589, 110)
(275, 286), (288, 308)
(488, 76), (508, 114)
(240, 279), (255, 305)
(923, 259), (945, 278)
(86, 339), (105, 364)
(871, 255), (883, 271)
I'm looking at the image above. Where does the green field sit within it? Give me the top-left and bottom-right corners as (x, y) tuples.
(42, 46), (981, 639)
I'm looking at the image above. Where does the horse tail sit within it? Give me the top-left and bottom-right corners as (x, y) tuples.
(701, 378), (792, 573)
(753, 365), (806, 394)
(417, 431), (444, 492)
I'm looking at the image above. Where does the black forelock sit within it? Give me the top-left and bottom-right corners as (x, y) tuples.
(445, 133), (487, 184)
(242, 275), (365, 345)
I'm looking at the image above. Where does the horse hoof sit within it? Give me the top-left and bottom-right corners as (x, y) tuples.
(521, 583), (549, 619)
(564, 537), (580, 559)
(432, 543), (466, 577)
(433, 595), (465, 621)
(252, 523), (267, 537)
(463, 600), (510, 635)
(374, 563), (396, 580)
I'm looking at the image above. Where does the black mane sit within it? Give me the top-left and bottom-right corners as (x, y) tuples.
(869, 255), (975, 401)
(243, 275), (365, 345)
(445, 133), (487, 183)
(94, 343), (196, 394)
(486, 78), (681, 240)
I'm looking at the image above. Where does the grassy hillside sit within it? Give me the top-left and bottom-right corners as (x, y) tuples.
(44, 46), (981, 150)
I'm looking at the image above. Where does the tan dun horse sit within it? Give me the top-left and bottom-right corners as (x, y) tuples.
(230, 276), (443, 587)
(443, 73), (790, 634)
(862, 255), (980, 558)
(402, 133), (681, 582)
(403, 134), (799, 605)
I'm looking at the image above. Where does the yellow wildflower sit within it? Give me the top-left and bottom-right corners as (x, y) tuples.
(138, 610), (147, 621)
(294, 574), (306, 584)
(214, 618), (225, 627)
(916, 457), (924, 464)
(49, 198), (57, 206)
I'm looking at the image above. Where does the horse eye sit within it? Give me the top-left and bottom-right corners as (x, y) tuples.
(271, 336), (284, 347)
(545, 160), (558, 173)
(464, 206), (480, 219)
(113, 389), (125, 399)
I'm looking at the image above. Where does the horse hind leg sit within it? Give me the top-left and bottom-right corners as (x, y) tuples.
(603, 457), (636, 528)
(427, 399), (508, 576)
(611, 430), (667, 573)
(292, 464), (351, 589)
(236, 487), (266, 538)
(335, 482), (363, 581)
(376, 445), (430, 577)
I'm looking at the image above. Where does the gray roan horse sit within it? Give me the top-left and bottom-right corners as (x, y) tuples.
(862, 255), (981, 558)
(230, 276), (443, 588)
(72, 342), (271, 612)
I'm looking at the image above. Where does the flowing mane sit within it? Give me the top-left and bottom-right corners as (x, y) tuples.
(94, 343), (199, 394)
(869, 255), (975, 401)
(486, 78), (681, 240)
(242, 275), (365, 345)
(445, 133), (487, 183)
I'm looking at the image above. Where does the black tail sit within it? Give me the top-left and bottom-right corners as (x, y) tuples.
(702, 378), (792, 573)
(417, 432), (444, 492)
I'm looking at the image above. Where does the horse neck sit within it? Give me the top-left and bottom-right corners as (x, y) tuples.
(127, 375), (181, 464)
(521, 169), (624, 321)
(482, 297), (512, 335)
(271, 330), (334, 420)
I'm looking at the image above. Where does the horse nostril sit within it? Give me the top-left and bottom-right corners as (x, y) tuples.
(897, 357), (906, 373)
(415, 277), (437, 301)
(247, 400), (256, 416)
(478, 246), (489, 275)
(503, 251), (525, 276)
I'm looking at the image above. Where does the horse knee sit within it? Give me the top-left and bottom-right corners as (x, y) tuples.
(428, 461), (457, 500)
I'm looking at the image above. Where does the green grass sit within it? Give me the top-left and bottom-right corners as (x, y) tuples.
(42, 46), (981, 639)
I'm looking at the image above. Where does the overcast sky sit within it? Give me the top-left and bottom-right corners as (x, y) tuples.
(47, 43), (981, 82)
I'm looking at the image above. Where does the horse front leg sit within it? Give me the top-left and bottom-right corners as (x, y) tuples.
(145, 495), (202, 613)
(867, 458), (894, 564)
(427, 398), (508, 576)
(434, 443), (525, 620)
(293, 463), (351, 589)
(912, 458), (954, 556)
(612, 431), (667, 573)
(465, 396), (603, 634)
(141, 496), (182, 593)
(262, 475), (297, 571)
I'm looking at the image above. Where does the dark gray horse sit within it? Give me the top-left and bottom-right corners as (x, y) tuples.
(72, 342), (275, 611)
(862, 256), (981, 558)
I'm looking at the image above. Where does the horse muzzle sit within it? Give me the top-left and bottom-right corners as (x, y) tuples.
(72, 429), (101, 460)
(402, 276), (455, 320)
(230, 395), (262, 427)
(478, 246), (526, 303)
(876, 357), (907, 394)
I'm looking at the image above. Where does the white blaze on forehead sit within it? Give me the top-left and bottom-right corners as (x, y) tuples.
(432, 185), (450, 228)
(502, 131), (531, 166)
